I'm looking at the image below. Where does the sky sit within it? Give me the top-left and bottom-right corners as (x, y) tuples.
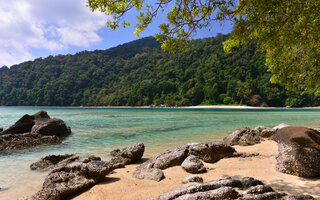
(0, 0), (233, 67)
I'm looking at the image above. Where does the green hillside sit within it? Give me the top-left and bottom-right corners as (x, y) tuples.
(0, 34), (318, 107)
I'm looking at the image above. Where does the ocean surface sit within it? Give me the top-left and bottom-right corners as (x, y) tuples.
(1, 106), (320, 199)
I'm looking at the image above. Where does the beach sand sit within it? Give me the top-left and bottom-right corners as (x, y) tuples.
(72, 140), (320, 200)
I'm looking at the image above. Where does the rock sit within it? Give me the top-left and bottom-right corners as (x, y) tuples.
(30, 154), (79, 171)
(31, 118), (71, 137)
(239, 192), (286, 200)
(272, 126), (320, 177)
(286, 195), (315, 200)
(1, 110), (71, 137)
(152, 145), (189, 169)
(30, 159), (115, 200)
(241, 177), (264, 189)
(182, 175), (203, 184)
(0, 133), (61, 151)
(224, 127), (261, 146)
(244, 185), (273, 194)
(271, 123), (289, 131)
(133, 168), (164, 182)
(110, 142), (145, 165)
(188, 141), (236, 163)
(83, 155), (101, 163)
(0, 127), (3, 132)
(259, 129), (275, 138)
(1, 114), (35, 135)
(254, 126), (267, 132)
(181, 155), (206, 173)
(172, 187), (239, 200)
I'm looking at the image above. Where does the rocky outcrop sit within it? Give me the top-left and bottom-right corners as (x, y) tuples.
(182, 175), (203, 184)
(271, 123), (289, 131)
(272, 126), (320, 178)
(0, 111), (71, 152)
(30, 154), (79, 171)
(30, 159), (116, 200)
(224, 127), (261, 146)
(0, 127), (3, 132)
(0, 133), (61, 151)
(181, 155), (206, 173)
(133, 142), (235, 181)
(154, 177), (314, 200)
(110, 142), (145, 165)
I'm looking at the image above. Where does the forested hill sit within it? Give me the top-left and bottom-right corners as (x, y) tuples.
(0, 34), (319, 107)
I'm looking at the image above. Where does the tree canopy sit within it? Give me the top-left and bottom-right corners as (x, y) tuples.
(86, 0), (320, 91)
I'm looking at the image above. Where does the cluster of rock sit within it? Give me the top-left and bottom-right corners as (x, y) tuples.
(223, 123), (289, 146)
(133, 141), (236, 181)
(271, 126), (320, 178)
(153, 177), (315, 200)
(0, 111), (71, 152)
(27, 143), (145, 200)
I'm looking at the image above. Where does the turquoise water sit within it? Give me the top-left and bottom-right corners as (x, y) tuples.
(1, 106), (320, 199)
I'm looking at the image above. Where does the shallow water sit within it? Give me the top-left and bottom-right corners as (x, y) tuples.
(1, 107), (320, 199)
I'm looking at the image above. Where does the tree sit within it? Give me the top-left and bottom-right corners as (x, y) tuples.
(87, 0), (320, 91)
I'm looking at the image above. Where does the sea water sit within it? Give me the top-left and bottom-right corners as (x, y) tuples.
(1, 107), (320, 199)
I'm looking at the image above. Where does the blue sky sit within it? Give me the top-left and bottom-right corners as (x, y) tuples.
(0, 0), (233, 67)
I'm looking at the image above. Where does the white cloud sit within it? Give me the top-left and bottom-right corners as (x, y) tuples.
(0, 0), (108, 67)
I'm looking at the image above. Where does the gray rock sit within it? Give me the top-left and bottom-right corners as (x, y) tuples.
(244, 185), (273, 194)
(272, 126), (320, 177)
(30, 154), (79, 171)
(0, 127), (3, 132)
(110, 142), (145, 165)
(182, 175), (203, 184)
(188, 141), (236, 163)
(181, 155), (206, 174)
(152, 145), (189, 169)
(83, 155), (101, 163)
(133, 168), (164, 182)
(259, 129), (275, 138)
(30, 159), (116, 200)
(224, 127), (261, 146)
(271, 123), (289, 131)
(254, 126), (267, 132)
(157, 177), (242, 200)
(239, 192), (286, 200)
(286, 195), (315, 200)
(173, 187), (239, 200)
(0, 133), (61, 152)
(241, 177), (264, 189)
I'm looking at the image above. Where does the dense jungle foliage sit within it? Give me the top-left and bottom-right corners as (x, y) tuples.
(0, 34), (319, 107)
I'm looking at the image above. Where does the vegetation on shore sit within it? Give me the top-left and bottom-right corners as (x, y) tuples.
(0, 34), (319, 107)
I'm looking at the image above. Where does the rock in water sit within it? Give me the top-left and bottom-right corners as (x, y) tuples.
(0, 133), (61, 151)
(223, 127), (261, 146)
(181, 155), (206, 173)
(110, 142), (145, 165)
(1, 114), (35, 135)
(272, 126), (320, 178)
(31, 118), (71, 137)
(30, 160), (115, 200)
(30, 154), (79, 171)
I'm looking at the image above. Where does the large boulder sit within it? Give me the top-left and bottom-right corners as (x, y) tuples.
(0, 133), (61, 151)
(133, 167), (164, 182)
(223, 127), (261, 146)
(181, 155), (206, 174)
(110, 142), (145, 165)
(30, 154), (79, 171)
(271, 126), (320, 178)
(31, 118), (71, 137)
(1, 114), (35, 135)
(1, 111), (71, 137)
(30, 159), (116, 200)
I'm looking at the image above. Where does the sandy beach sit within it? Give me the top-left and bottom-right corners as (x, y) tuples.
(71, 140), (320, 200)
